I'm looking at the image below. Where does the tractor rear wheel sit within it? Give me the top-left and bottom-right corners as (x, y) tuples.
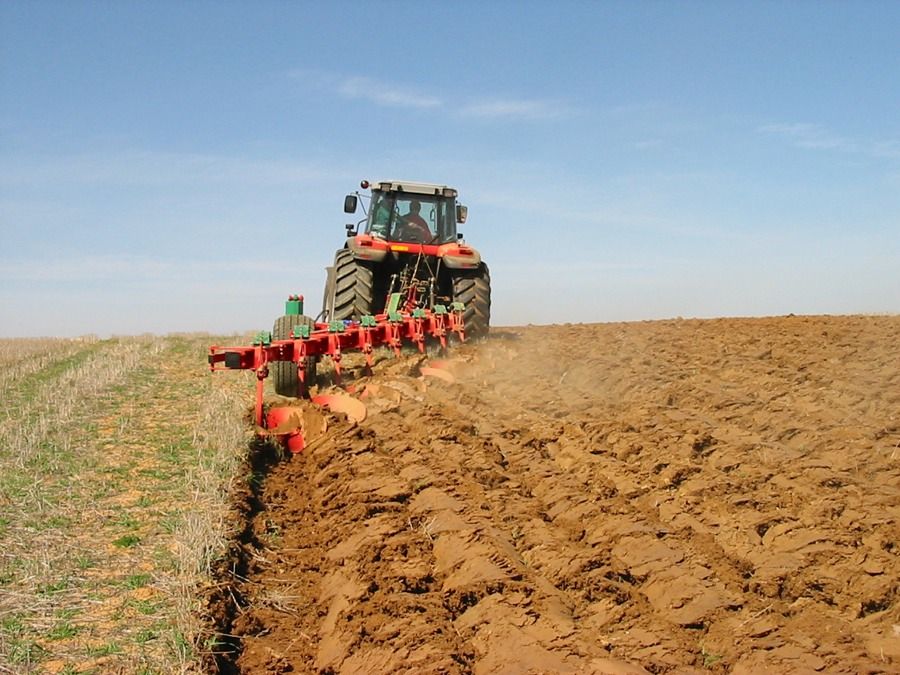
(272, 314), (317, 397)
(452, 263), (491, 338)
(320, 265), (335, 322)
(331, 249), (375, 322)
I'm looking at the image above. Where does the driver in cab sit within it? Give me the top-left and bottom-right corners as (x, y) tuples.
(400, 200), (431, 242)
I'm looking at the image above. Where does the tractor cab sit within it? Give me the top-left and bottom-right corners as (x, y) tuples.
(345, 180), (467, 245)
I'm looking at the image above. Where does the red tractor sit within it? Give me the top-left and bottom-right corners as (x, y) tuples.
(322, 179), (491, 334)
(263, 180), (491, 397)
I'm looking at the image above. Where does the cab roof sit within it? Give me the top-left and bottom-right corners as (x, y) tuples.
(371, 180), (458, 198)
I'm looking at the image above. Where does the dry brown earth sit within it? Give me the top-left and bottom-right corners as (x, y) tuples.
(210, 315), (900, 674)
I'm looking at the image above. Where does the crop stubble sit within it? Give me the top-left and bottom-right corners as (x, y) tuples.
(0, 334), (252, 674)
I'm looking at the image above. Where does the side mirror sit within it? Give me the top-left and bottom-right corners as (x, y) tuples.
(345, 223), (357, 236)
(344, 195), (358, 214)
(456, 204), (468, 224)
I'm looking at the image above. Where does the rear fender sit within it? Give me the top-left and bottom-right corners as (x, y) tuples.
(347, 234), (389, 263)
(438, 242), (482, 270)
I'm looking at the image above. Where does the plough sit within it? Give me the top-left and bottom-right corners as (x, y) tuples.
(208, 294), (467, 435)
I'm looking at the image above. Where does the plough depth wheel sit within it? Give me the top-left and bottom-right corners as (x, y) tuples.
(272, 314), (317, 396)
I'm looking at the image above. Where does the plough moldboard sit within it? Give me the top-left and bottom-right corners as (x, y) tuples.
(208, 295), (467, 450)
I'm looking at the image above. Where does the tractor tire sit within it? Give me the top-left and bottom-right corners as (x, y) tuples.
(331, 248), (375, 322)
(321, 265), (336, 322)
(452, 263), (491, 338)
(272, 314), (317, 397)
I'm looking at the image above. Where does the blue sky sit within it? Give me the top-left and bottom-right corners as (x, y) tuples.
(2, 1), (898, 337)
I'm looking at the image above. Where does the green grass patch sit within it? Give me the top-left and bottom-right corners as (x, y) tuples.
(135, 627), (159, 644)
(6, 638), (48, 665)
(87, 641), (123, 657)
(136, 495), (155, 507)
(113, 534), (141, 548)
(74, 552), (97, 570)
(24, 513), (73, 530)
(125, 573), (152, 589)
(130, 598), (161, 616)
(702, 646), (724, 668)
(0, 473), (35, 502)
(47, 621), (81, 640)
(115, 513), (141, 530)
(37, 578), (71, 595)
(138, 467), (173, 481)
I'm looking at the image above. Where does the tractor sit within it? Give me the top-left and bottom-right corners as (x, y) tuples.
(259, 180), (490, 398)
(322, 180), (491, 336)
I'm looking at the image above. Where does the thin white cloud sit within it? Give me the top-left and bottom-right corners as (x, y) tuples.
(287, 68), (441, 108)
(286, 68), (575, 122)
(458, 98), (572, 121)
(758, 122), (858, 151)
(337, 76), (441, 109)
(634, 139), (663, 150)
(759, 122), (900, 158)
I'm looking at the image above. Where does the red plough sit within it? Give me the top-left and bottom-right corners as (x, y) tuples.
(208, 297), (467, 429)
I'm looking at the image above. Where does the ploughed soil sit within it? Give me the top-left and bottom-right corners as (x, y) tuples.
(208, 315), (900, 674)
